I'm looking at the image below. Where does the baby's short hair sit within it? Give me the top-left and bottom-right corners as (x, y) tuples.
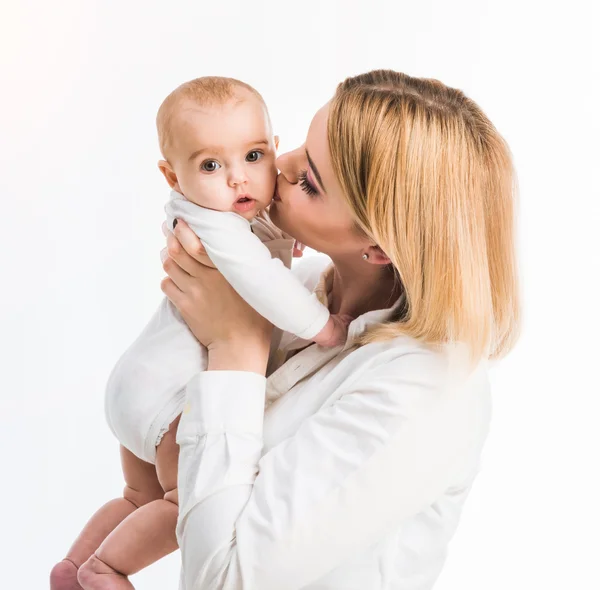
(156, 76), (268, 160)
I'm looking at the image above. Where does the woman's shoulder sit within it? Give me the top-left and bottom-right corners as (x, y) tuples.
(340, 338), (493, 479)
(344, 335), (491, 420)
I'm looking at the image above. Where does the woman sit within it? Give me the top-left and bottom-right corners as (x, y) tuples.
(161, 69), (520, 590)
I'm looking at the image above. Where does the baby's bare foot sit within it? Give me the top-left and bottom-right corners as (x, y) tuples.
(50, 559), (83, 590)
(77, 554), (135, 590)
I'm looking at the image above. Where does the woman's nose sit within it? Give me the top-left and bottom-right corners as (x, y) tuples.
(276, 149), (299, 184)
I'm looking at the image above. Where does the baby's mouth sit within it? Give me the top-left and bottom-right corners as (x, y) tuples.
(234, 195), (257, 212)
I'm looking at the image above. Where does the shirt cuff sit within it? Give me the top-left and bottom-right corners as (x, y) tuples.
(176, 371), (267, 443)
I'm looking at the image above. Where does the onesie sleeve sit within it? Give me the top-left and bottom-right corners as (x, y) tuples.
(164, 192), (330, 340)
(174, 351), (486, 590)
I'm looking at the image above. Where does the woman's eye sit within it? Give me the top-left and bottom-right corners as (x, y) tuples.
(201, 160), (220, 172)
(298, 169), (318, 197)
(246, 150), (263, 162)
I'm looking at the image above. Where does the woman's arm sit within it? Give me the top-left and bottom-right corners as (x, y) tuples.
(206, 339), (270, 374)
(174, 349), (485, 590)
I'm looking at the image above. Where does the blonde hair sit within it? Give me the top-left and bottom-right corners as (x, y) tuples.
(328, 69), (521, 364)
(156, 76), (268, 160)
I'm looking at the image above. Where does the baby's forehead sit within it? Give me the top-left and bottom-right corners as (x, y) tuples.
(173, 94), (269, 124)
(169, 97), (272, 153)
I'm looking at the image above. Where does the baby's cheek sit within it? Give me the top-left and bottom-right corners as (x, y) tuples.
(258, 166), (278, 199)
(186, 182), (231, 211)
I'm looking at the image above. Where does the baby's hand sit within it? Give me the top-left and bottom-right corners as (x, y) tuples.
(312, 313), (355, 348)
(292, 240), (306, 258)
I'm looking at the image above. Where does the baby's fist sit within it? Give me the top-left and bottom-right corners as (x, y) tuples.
(312, 313), (355, 348)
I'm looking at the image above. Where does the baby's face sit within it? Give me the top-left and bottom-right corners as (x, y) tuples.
(165, 97), (278, 220)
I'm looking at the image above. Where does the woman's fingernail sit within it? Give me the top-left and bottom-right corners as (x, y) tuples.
(173, 219), (178, 229)
(160, 248), (168, 263)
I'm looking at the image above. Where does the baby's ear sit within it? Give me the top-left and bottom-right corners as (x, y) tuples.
(158, 160), (180, 191)
(274, 135), (280, 150)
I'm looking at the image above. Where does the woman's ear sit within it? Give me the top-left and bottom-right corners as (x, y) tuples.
(158, 160), (181, 192)
(366, 245), (392, 265)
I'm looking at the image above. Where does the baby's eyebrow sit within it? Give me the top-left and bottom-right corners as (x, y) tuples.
(247, 139), (269, 147)
(188, 140), (270, 162)
(188, 147), (212, 162)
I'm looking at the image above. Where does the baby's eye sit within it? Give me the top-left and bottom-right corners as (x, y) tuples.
(246, 150), (263, 163)
(201, 160), (220, 172)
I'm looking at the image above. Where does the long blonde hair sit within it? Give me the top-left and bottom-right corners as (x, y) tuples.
(328, 69), (521, 363)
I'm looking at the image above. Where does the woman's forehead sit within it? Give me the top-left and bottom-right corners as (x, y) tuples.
(307, 102), (330, 143)
(306, 102), (337, 195)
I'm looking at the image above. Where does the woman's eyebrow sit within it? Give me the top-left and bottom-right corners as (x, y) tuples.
(306, 150), (326, 193)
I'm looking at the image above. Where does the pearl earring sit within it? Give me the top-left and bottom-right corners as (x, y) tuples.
(362, 253), (369, 260)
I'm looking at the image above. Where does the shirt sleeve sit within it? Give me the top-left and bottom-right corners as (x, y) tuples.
(174, 351), (482, 590)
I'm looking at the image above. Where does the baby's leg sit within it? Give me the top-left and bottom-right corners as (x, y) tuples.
(77, 415), (182, 588)
(50, 445), (164, 590)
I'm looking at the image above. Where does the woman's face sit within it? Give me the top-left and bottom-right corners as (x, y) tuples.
(268, 101), (369, 258)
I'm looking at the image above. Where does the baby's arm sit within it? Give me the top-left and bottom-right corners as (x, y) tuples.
(185, 230), (354, 347)
(165, 193), (343, 344)
(252, 207), (355, 347)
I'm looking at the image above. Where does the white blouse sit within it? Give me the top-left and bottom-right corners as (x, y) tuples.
(174, 254), (492, 590)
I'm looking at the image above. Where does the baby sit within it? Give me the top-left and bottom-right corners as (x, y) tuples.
(52, 77), (353, 589)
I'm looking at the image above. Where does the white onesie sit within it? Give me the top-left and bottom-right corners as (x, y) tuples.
(104, 190), (331, 463)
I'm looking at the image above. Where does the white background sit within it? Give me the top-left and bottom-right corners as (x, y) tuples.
(1, 0), (598, 588)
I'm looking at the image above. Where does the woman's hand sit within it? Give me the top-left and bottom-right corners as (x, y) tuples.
(160, 220), (274, 357)
(162, 220), (217, 269)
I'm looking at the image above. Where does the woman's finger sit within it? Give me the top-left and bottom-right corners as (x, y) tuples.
(173, 220), (207, 260)
(162, 254), (192, 292)
(160, 276), (186, 310)
(166, 231), (206, 277)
